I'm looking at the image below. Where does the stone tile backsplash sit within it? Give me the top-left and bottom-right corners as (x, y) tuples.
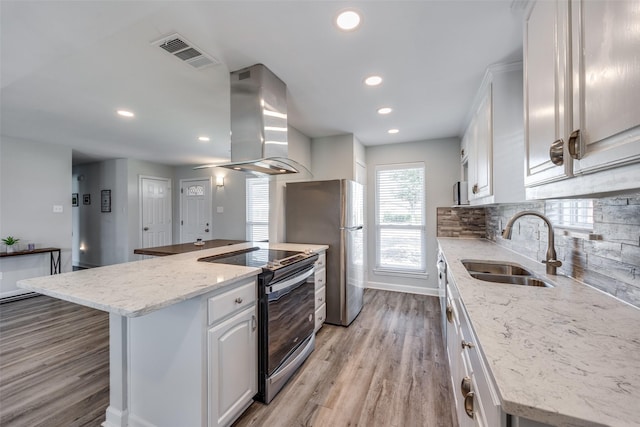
(436, 207), (486, 238)
(437, 191), (640, 308)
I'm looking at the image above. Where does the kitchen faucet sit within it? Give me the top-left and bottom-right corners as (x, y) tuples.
(502, 211), (562, 275)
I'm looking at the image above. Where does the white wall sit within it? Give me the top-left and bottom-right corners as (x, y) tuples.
(365, 138), (460, 295)
(0, 136), (72, 299)
(173, 165), (247, 242)
(311, 134), (355, 181)
(271, 126), (312, 243)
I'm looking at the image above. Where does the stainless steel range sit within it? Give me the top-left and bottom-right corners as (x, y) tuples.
(199, 246), (318, 403)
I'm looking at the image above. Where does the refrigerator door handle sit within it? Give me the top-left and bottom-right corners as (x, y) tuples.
(340, 226), (363, 231)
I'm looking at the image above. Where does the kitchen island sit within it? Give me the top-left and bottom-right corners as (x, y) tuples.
(17, 242), (327, 427)
(438, 238), (640, 427)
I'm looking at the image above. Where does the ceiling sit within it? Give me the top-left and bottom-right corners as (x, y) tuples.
(0, 1), (524, 167)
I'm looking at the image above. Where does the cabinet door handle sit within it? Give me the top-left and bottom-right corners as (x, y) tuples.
(568, 129), (582, 159)
(549, 138), (564, 165)
(235, 297), (243, 304)
(461, 340), (475, 349)
(143, 227), (149, 231)
(464, 391), (475, 418)
(472, 184), (479, 194)
(446, 305), (453, 323)
(460, 376), (472, 398)
(251, 315), (256, 331)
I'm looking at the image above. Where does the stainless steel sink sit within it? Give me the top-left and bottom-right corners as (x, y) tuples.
(461, 259), (554, 288)
(462, 260), (533, 276)
(469, 272), (554, 288)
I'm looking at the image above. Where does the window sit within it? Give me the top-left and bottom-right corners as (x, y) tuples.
(375, 163), (426, 273)
(246, 177), (269, 241)
(545, 199), (594, 230)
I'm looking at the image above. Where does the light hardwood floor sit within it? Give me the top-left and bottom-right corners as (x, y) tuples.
(0, 290), (455, 427)
(0, 295), (109, 426)
(234, 289), (456, 427)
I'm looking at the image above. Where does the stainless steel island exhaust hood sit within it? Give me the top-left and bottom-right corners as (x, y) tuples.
(196, 64), (304, 174)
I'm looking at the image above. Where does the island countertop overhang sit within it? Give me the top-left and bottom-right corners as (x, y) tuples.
(17, 242), (328, 317)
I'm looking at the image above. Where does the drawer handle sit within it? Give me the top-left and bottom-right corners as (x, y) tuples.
(461, 340), (475, 349)
(460, 376), (472, 398)
(235, 297), (243, 304)
(464, 392), (475, 418)
(446, 305), (453, 323)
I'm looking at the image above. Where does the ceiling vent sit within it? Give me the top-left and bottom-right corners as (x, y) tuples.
(152, 33), (220, 70)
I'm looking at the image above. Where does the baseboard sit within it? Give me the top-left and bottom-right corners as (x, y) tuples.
(102, 406), (129, 427)
(365, 281), (439, 297)
(0, 289), (39, 303)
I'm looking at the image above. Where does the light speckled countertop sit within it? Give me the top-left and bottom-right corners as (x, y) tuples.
(438, 238), (640, 427)
(17, 242), (328, 318)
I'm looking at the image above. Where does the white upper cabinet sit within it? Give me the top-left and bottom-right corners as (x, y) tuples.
(524, 0), (571, 186)
(524, 0), (640, 198)
(570, 0), (640, 174)
(467, 84), (493, 202)
(463, 62), (525, 205)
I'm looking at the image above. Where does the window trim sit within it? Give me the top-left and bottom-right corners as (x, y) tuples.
(374, 162), (427, 274)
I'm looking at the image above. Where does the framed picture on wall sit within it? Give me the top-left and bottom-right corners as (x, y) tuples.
(83, 194), (91, 205)
(101, 190), (111, 213)
(72, 193), (78, 207)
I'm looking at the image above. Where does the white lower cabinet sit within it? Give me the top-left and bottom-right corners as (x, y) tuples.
(442, 256), (553, 427)
(208, 305), (257, 427)
(126, 277), (257, 427)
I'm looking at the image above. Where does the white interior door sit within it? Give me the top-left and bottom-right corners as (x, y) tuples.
(140, 176), (172, 248)
(180, 178), (212, 243)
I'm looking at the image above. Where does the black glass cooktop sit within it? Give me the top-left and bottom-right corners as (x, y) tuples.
(198, 247), (305, 269)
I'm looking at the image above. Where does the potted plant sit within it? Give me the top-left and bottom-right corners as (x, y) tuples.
(2, 236), (20, 253)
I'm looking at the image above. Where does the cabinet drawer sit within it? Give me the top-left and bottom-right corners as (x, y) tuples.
(315, 252), (326, 269)
(315, 286), (326, 308)
(208, 280), (256, 325)
(314, 268), (326, 290)
(315, 303), (326, 332)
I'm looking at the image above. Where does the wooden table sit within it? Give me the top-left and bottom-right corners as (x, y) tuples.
(133, 239), (246, 257)
(0, 247), (61, 274)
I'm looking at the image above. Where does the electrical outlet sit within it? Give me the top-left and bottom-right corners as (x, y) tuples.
(53, 205), (63, 213)
(216, 206), (224, 213)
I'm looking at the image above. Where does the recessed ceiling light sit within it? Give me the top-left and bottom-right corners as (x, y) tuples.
(388, 129), (399, 134)
(116, 109), (134, 118)
(364, 75), (382, 86)
(377, 107), (393, 115)
(336, 10), (361, 31)
(198, 136), (210, 142)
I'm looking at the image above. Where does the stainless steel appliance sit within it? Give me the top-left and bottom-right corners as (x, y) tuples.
(453, 181), (469, 205)
(285, 179), (364, 326)
(199, 246), (318, 403)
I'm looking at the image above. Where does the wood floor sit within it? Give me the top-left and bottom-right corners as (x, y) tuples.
(0, 290), (455, 427)
(0, 296), (109, 426)
(234, 289), (456, 427)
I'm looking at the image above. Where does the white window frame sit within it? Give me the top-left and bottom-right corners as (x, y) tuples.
(545, 199), (594, 231)
(246, 177), (269, 241)
(374, 162), (427, 276)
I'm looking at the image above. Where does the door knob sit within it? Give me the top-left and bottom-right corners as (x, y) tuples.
(143, 227), (149, 231)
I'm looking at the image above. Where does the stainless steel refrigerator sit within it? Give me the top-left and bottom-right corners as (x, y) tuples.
(285, 179), (364, 326)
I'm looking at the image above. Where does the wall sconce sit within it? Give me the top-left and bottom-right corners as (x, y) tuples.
(216, 176), (225, 187)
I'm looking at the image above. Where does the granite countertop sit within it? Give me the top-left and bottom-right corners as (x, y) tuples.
(17, 242), (328, 318)
(132, 239), (247, 256)
(438, 238), (640, 427)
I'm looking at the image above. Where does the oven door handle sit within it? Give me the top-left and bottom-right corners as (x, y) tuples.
(266, 267), (314, 295)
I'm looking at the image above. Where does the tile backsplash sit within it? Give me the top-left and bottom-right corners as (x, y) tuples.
(437, 191), (640, 308)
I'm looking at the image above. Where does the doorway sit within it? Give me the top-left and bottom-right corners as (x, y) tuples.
(139, 176), (172, 249)
(179, 178), (213, 243)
